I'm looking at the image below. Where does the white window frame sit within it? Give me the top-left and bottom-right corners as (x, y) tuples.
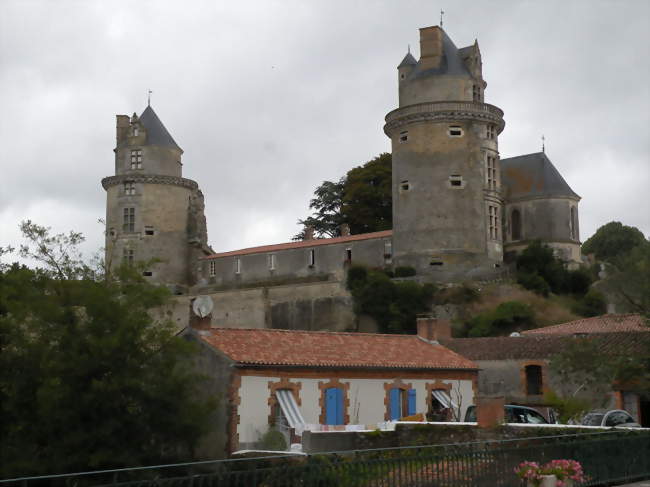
(123, 207), (135, 232)
(488, 205), (499, 240)
(268, 253), (276, 271)
(235, 257), (241, 274)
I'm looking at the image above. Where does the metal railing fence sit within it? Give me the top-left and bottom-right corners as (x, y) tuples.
(1, 431), (648, 487)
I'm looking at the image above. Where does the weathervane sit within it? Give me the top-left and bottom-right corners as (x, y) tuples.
(147, 89), (152, 107)
(541, 134), (545, 153)
(440, 9), (444, 27)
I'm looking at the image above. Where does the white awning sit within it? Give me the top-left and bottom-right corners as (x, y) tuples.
(276, 390), (306, 428)
(432, 389), (458, 410)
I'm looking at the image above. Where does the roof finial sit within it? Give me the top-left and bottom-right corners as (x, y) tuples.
(147, 89), (152, 107)
(542, 134), (546, 153)
(440, 9), (444, 27)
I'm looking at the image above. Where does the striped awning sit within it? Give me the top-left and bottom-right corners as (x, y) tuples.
(276, 390), (306, 428)
(432, 389), (457, 410)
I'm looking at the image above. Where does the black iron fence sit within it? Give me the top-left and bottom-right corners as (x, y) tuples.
(2, 431), (649, 487)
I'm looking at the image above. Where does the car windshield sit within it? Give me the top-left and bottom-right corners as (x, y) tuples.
(605, 411), (635, 426)
(582, 413), (605, 426)
(506, 407), (547, 424)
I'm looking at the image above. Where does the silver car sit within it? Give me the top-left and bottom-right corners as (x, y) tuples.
(581, 409), (640, 428)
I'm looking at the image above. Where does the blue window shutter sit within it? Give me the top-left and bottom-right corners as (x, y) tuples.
(325, 387), (344, 425)
(407, 389), (416, 416)
(390, 388), (401, 420)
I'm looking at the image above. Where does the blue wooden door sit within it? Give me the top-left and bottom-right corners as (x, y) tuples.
(325, 387), (343, 425)
(389, 388), (402, 420)
(407, 389), (416, 416)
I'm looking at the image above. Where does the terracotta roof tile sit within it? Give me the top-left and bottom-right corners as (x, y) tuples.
(199, 327), (477, 370)
(202, 230), (392, 260)
(521, 314), (648, 336)
(443, 332), (650, 361)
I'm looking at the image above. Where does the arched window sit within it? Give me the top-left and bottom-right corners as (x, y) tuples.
(525, 365), (543, 395)
(570, 207), (577, 240)
(511, 209), (522, 241)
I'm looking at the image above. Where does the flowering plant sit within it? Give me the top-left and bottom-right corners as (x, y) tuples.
(515, 459), (586, 486)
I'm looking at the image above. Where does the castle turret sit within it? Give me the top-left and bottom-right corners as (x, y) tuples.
(385, 26), (505, 281)
(102, 105), (210, 289)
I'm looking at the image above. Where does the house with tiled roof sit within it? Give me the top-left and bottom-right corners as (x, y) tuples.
(185, 316), (478, 456)
(438, 315), (650, 426)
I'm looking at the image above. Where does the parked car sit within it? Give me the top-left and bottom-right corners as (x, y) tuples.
(580, 409), (640, 428)
(464, 404), (549, 424)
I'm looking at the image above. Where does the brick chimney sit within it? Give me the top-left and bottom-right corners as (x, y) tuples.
(419, 26), (443, 70)
(340, 223), (351, 236)
(476, 395), (505, 428)
(116, 114), (130, 145)
(303, 226), (315, 240)
(416, 314), (452, 342)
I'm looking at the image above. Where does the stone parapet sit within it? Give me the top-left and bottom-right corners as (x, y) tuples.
(101, 174), (199, 191)
(384, 101), (505, 135)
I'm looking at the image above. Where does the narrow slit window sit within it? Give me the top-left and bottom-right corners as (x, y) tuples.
(400, 180), (410, 191)
(308, 249), (315, 267)
(268, 254), (276, 271)
(144, 226), (154, 236)
(235, 257), (241, 274)
(399, 131), (409, 143)
(142, 271), (152, 277)
(473, 85), (481, 102)
(130, 149), (142, 169)
(346, 248), (352, 262)
(448, 126), (463, 137)
(449, 175), (464, 188)
(209, 261), (216, 277)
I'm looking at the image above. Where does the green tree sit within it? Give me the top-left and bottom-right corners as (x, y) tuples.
(582, 221), (646, 263)
(604, 240), (650, 315)
(0, 223), (215, 476)
(296, 153), (392, 239)
(463, 301), (536, 337)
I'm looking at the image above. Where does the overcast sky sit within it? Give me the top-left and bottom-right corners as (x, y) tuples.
(1, 0), (648, 265)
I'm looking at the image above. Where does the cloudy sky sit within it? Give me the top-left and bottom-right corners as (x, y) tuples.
(1, 0), (648, 264)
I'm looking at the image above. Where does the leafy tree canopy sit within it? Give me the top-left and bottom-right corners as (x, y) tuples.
(0, 223), (215, 477)
(296, 153), (392, 239)
(582, 221), (647, 263)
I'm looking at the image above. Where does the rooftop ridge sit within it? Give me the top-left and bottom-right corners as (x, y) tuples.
(204, 327), (431, 339)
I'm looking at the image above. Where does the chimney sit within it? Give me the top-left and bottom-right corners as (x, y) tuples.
(419, 26), (443, 70)
(303, 226), (315, 240)
(416, 314), (452, 342)
(116, 114), (130, 145)
(340, 223), (351, 237)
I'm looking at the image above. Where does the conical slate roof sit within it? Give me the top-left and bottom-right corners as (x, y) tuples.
(139, 105), (181, 150)
(398, 52), (417, 68)
(501, 152), (579, 201)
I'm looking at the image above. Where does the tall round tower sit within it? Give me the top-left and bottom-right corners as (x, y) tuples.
(102, 105), (210, 289)
(384, 26), (506, 281)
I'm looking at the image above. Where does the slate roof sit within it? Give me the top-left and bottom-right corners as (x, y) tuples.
(199, 327), (478, 370)
(139, 105), (182, 150)
(521, 314), (647, 336)
(203, 230), (392, 260)
(398, 52), (417, 68)
(501, 152), (579, 201)
(442, 332), (650, 361)
(410, 29), (471, 78)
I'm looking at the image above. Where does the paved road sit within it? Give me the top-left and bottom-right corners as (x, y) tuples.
(614, 482), (650, 486)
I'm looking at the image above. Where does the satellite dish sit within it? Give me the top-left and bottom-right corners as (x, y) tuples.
(192, 295), (214, 318)
(509, 332), (521, 337)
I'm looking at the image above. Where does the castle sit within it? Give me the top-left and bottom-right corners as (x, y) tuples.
(102, 26), (581, 331)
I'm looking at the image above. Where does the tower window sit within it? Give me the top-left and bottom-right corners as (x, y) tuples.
(346, 248), (352, 262)
(473, 84), (481, 102)
(399, 131), (409, 143)
(142, 271), (152, 277)
(122, 248), (134, 266)
(570, 207), (578, 240)
(209, 261), (216, 277)
(123, 207), (135, 232)
(130, 149), (142, 169)
(487, 124), (496, 140)
(124, 181), (136, 195)
(448, 175), (465, 189)
(268, 254), (276, 271)
(486, 155), (498, 190)
(448, 126), (463, 137)
(308, 249), (315, 267)
(400, 180), (410, 191)
(511, 209), (522, 241)
(235, 257), (241, 274)
(488, 205), (499, 240)
(144, 226), (154, 236)
(132, 126), (139, 136)
(384, 240), (392, 263)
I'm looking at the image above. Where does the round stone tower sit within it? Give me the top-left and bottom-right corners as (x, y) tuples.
(102, 105), (210, 289)
(384, 26), (506, 281)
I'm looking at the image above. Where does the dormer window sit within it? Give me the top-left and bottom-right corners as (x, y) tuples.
(448, 126), (463, 137)
(132, 126), (139, 136)
(130, 149), (142, 170)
